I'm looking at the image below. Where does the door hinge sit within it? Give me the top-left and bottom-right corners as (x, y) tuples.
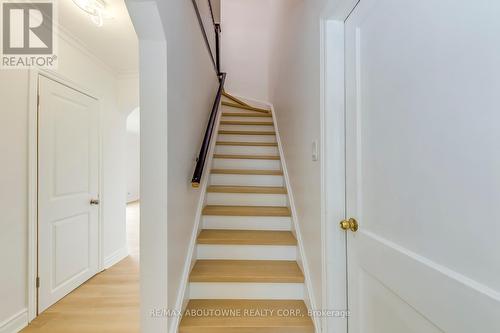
(37, 94), (40, 108)
(36, 277), (40, 288)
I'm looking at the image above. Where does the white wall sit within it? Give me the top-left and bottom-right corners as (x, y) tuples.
(127, 0), (220, 331)
(159, 0), (219, 328)
(220, 0), (279, 101)
(126, 109), (141, 203)
(0, 31), (133, 328)
(0, 70), (30, 332)
(266, 0), (325, 310)
(219, 0), (326, 310)
(267, 3), (358, 331)
(118, 73), (140, 204)
(117, 74), (140, 115)
(219, 0), (354, 325)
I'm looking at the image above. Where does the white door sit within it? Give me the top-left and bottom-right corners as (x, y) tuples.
(345, 0), (500, 332)
(38, 76), (100, 313)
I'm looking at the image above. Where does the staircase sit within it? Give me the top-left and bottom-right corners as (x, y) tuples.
(179, 95), (314, 332)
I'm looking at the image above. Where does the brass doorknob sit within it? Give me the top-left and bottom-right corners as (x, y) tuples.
(340, 218), (358, 232)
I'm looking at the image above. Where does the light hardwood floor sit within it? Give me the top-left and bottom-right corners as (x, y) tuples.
(22, 202), (140, 333)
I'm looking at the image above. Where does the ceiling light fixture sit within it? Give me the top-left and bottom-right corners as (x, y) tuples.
(72, 0), (113, 27)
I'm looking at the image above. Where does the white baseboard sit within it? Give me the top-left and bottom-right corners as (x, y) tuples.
(0, 309), (28, 333)
(104, 246), (129, 269)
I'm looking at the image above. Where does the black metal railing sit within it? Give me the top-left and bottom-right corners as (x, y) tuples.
(215, 23), (221, 74)
(192, 0), (222, 75)
(191, 0), (225, 187)
(191, 73), (226, 187)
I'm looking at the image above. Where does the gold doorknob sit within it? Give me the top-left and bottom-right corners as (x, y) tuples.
(340, 218), (358, 232)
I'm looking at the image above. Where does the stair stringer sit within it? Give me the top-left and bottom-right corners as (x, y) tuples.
(233, 94), (322, 333)
(169, 103), (224, 333)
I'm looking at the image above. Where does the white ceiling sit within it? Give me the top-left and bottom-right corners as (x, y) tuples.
(59, 0), (138, 74)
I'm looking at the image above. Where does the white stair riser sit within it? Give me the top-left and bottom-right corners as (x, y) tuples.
(189, 282), (304, 300)
(206, 193), (288, 206)
(203, 216), (292, 230)
(197, 245), (297, 260)
(218, 134), (276, 143)
(213, 158), (281, 170)
(215, 145), (279, 155)
(221, 116), (272, 122)
(210, 174), (284, 187)
(221, 106), (252, 113)
(219, 124), (275, 131)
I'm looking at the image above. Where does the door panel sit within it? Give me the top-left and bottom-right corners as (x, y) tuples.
(53, 99), (91, 196)
(359, 269), (442, 333)
(38, 76), (100, 313)
(52, 213), (90, 287)
(345, 0), (500, 332)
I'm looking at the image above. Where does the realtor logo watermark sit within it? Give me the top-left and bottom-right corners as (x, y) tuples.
(1, 0), (57, 68)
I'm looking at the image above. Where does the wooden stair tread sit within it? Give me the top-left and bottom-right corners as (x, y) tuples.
(222, 91), (252, 108)
(197, 230), (297, 245)
(207, 185), (286, 194)
(222, 101), (270, 113)
(214, 154), (280, 160)
(221, 120), (274, 126)
(216, 141), (278, 147)
(219, 130), (276, 135)
(203, 205), (291, 217)
(189, 260), (304, 283)
(179, 300), (314, 332)
(222, 112), (272, 118)
(211, 169), (283, 175)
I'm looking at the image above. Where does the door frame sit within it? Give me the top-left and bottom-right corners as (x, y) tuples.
(319, 1), (359, 332)
(27, 68), (104, 322)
